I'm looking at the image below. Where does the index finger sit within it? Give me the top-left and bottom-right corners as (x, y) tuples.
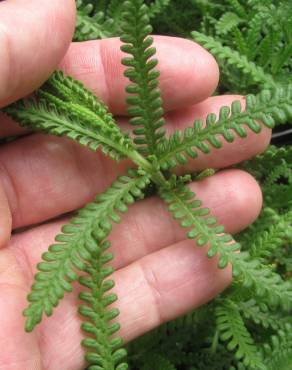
(0, 0), (76, 108)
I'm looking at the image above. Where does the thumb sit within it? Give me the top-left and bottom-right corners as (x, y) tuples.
(0, 0), (76, 108)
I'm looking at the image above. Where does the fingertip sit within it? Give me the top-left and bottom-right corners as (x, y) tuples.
(229, 169), (263, 227)
(0, 0), (76, 107)
(156, 36), (219, 109)
(193, 169), (263, 233)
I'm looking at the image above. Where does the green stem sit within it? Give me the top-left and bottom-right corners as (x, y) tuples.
(128, 150), (167, 187)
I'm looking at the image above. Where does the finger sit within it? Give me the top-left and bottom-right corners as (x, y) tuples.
(0, 133), (131, 229)
(0, 243), (42, 369)
(0, 0), (76, 108)
(0, 282), (41, 370)
(59, 36), (219, 114)
(10, 169), (262, 269)
(0, 95), (268, 229)
(114, 239), (232, 341)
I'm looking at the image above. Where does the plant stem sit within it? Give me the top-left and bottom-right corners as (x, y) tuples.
(128, 150), (167, 187)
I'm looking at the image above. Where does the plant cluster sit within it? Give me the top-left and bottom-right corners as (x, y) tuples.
(2, 0), (292, 369)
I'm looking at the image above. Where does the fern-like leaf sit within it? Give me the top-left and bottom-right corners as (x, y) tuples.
(246, 11), (267, 59)
(192, 31), (276, 88)
(107, 0), (125, 32)
(233, 27), (249, 56)
(160, 180), (292, 310)
(45, 71), (117, 119)
(74, 0), (114, 41)
(226, 0), (246, 19)
(215, 12), (242, 36)
(256, 33), (275, 70)
(232, 255), (292, 310)
(120, 0), (166, 155)
(79, 244), (128, 370)
(23, 169), (150, 332)
(248, 211), (292, 260)
(148, 0), (171, 19)
(157, 85), (292, 169)
(239, 145), (292, 184)
(239, 299), (292, 331)
(271, 42), (292, 75)
(3, 72), (135, 161)
(160, 183), (240, 269)
(262, 325), (292, 370)
(156, 85), (292, 169)
(215, 299), (265, 369)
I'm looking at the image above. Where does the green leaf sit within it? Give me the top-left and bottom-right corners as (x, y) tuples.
(156, 85), (292, 169)
(216, 299), (266, 369)
(192, 31), (276, 88)
(215, 12), (242, 36)
(3, 72), (135, 162)
(23, 169), (150, 332)
(148, 0), (171, 19)
(160, 183), (240, 268)
(232, 254), (292, 310)
(120, 0), (166, 155)
(74, 0), (115, 41)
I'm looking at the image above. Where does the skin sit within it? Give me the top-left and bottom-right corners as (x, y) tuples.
(0, 1), (271, 369)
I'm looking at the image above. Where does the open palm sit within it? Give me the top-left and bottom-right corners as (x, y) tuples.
(0, 1), (271, 369)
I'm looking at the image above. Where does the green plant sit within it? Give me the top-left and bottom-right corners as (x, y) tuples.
(2, 0), (292, 369)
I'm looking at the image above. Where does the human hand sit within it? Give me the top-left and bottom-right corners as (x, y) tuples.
(0, 1), (271, 369)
